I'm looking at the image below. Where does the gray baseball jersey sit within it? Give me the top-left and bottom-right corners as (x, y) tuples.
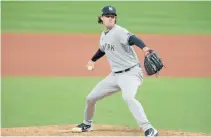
(99, 24), (140, 72)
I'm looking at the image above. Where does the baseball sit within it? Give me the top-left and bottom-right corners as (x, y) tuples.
(87, 65), (93, 71)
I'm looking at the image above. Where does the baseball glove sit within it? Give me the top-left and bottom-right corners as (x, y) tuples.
(144, 49), (164, 76)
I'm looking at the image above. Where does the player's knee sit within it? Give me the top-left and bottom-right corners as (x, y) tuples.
(86, 94), (97, 104)
(122, 95), (135, 103)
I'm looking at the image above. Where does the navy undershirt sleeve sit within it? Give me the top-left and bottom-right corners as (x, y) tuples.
(128, 35), (146, 49)
(91, 49), (105, 62)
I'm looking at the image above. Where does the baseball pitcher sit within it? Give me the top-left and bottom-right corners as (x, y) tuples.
(71, 5), (163, 136)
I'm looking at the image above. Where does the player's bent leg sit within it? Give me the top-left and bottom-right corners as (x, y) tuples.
(83, 86), (116, 125)
(72, 73), (119, 133)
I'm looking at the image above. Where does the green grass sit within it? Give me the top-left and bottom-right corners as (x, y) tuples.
(2, 1), (211, 34)
(2, 77), (211, 133)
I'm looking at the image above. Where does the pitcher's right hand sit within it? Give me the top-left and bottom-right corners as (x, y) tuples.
(86, 60), (95, 71)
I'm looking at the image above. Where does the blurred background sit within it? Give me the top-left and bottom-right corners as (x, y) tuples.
(1, 1), (211, 134)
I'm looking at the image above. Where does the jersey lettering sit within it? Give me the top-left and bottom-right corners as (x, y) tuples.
(102, 43), (115, 52)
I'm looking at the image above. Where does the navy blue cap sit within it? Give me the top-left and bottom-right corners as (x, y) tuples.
(101, 6), (117, 16)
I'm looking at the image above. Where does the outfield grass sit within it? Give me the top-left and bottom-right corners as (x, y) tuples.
(2, 77), (211, 133)
(2, 1), (211, 34)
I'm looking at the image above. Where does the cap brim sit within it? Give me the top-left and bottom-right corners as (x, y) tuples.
(102, 13), (117, 16)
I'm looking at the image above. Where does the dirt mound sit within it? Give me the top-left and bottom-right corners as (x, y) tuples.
(2, 124), (211, 136)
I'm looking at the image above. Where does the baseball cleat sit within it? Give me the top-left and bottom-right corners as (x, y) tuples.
(71, 123), (92, 133)
(144, 128), (159, 136)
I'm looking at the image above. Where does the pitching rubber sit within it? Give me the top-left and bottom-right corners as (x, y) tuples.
(71, 127), (83, 133)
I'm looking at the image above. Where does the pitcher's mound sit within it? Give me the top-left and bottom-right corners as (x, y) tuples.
(2, 124), (211, 136)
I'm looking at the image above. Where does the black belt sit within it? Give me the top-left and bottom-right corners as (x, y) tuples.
(114, 64), (140, 74)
